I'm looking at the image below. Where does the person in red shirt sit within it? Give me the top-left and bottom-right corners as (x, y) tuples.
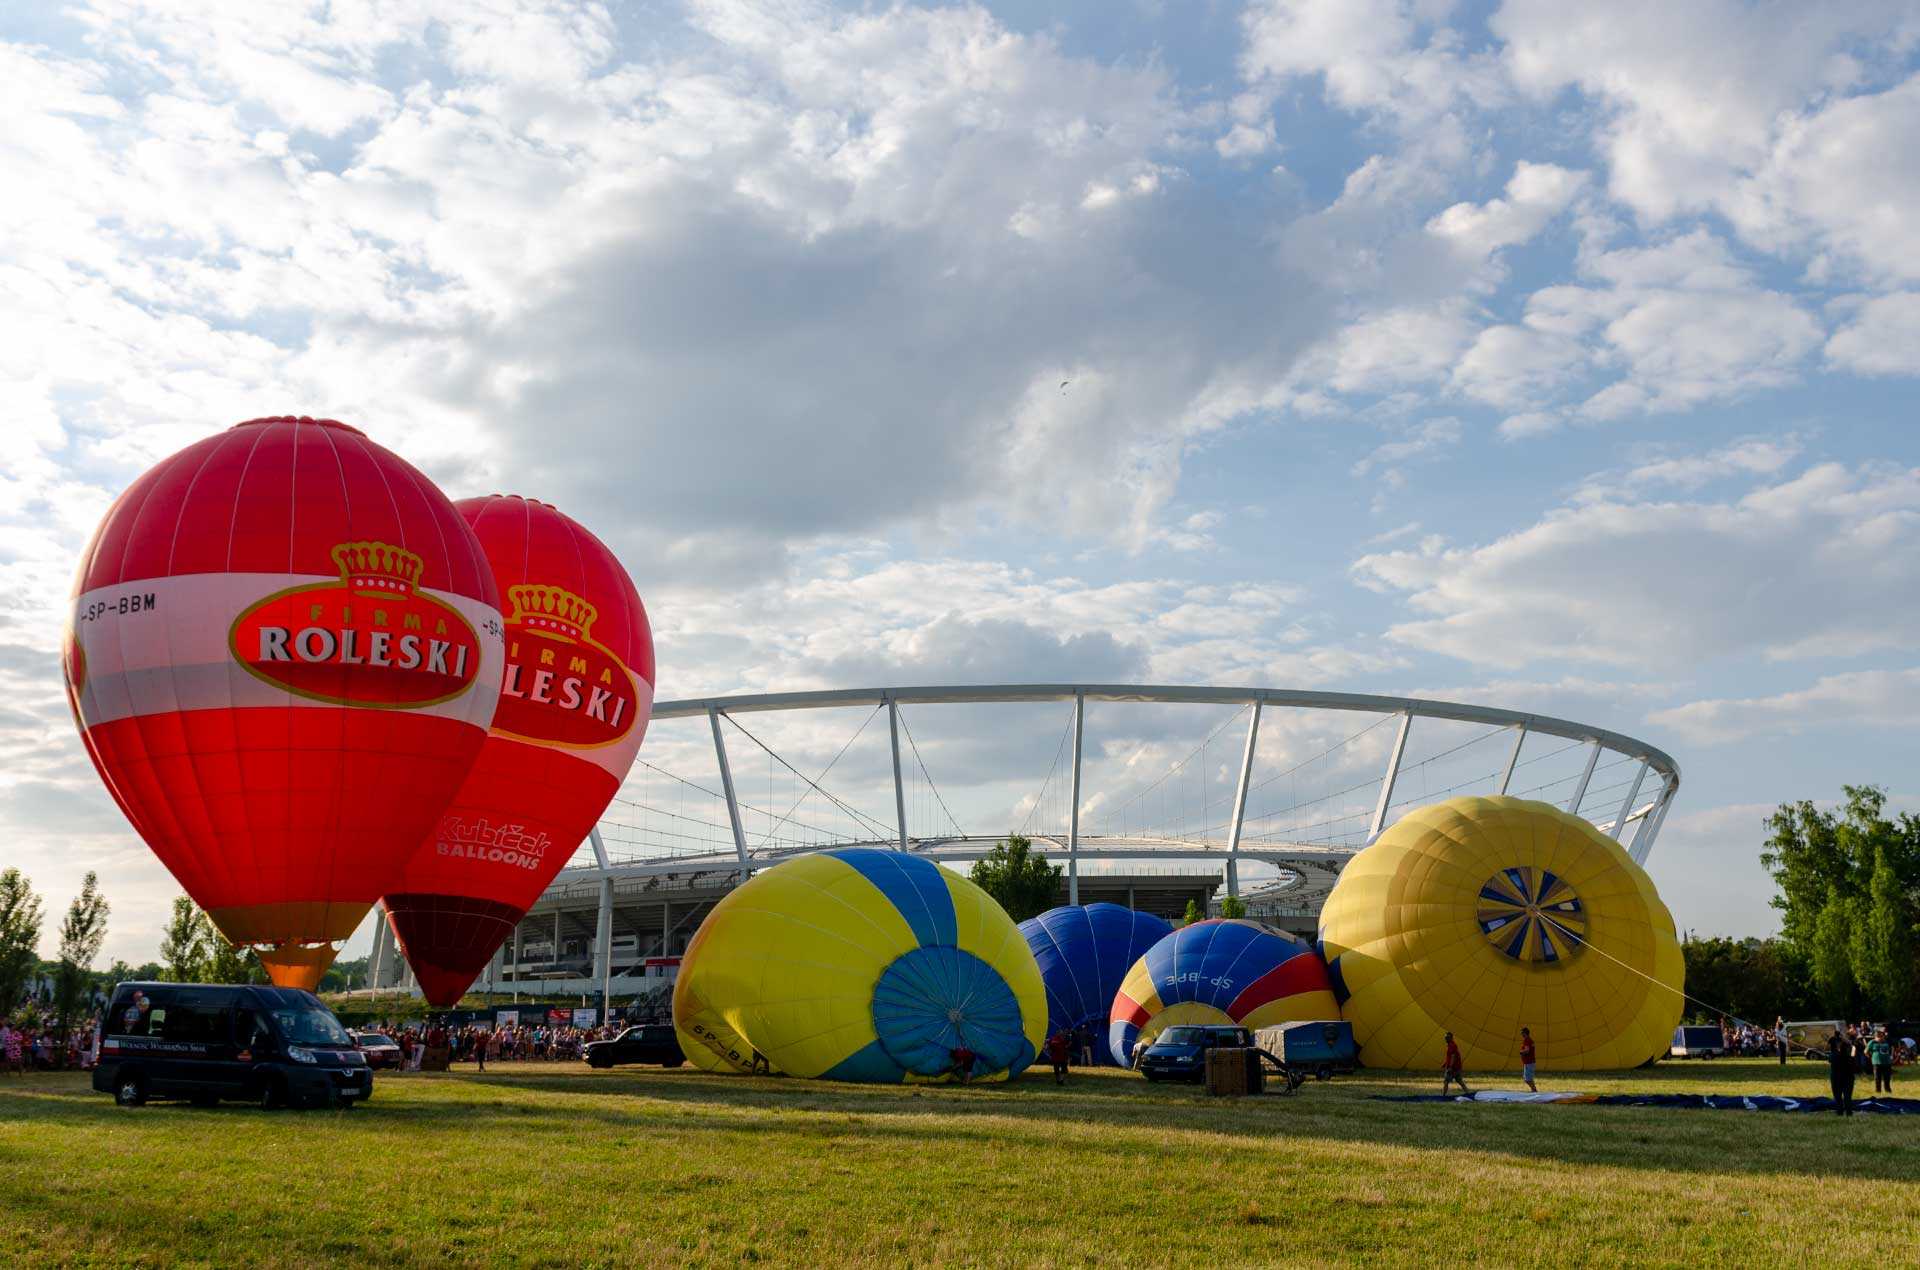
(1046, 1030), (1071, 1085)
(1442, 1032), (1471, 1096)
(949, 1045), (976, 1083)
(1519, 1027), (1538, 1092)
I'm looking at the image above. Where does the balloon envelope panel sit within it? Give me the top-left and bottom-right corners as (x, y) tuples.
(1108, 918), (1339, 1064)
(1318, 795), (1684, 1071)
(62, 417), (503, 987)
(1019, 903), (1172, 1063)
(673, 849), (1046, 1083)
(384, 494), (655, 1005)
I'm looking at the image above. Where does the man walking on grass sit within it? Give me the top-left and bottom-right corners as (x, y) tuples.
(1442, 1032), (1471, 1097)
(1519, 1027), (1538, 1093)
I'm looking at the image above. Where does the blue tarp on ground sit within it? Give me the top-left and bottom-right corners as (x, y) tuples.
(1372, 1091), (1920, 1114)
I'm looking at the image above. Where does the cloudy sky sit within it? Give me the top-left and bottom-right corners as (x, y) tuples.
(3, 0), (1917, 964)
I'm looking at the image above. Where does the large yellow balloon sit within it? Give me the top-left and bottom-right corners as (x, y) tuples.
(1319, 796), (1683, 1071)
(674, 849), (1047, 1083)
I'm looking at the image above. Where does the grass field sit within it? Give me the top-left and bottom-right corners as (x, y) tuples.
(1, 1058), (1916, 1266)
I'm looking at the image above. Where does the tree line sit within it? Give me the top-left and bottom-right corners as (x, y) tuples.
(0, 870), (372, 1036)
(0, 867), (109, 1039)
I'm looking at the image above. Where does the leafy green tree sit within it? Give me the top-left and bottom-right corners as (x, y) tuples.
(1811, 889), (1862, 1016)
(1219, 896), (1247, 920)
(1763, 785), (1919, 1019)
(1856, 846), (1916, 1019)
(159, 895), (210, 982)
(1180, 898), (1204, 927)
(968, 834), (1061, 922)
(54, 872), (109, 1039)
(203, 931), (259, 985)
(0, 868), (43, 1013)
(1679, 935), (1810, 1024)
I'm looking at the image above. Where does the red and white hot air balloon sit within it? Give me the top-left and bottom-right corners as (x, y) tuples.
(383, 495), (654, 1006)
(63, 417), (504, 989)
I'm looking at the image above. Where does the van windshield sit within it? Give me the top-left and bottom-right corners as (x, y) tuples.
(1159, 1028), (1208, 1045)
(269, 1007), (352, 1046)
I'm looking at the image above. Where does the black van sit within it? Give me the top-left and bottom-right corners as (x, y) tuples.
(94, 982), (372, 1109)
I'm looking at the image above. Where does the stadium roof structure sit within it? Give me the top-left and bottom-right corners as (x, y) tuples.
(574, 682), (1676, 908)
(372, 684), (1681, 1001)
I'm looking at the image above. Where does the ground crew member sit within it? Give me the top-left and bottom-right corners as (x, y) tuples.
(1442, 1032), (1471, 1096)
(1519, 1027), (1537, 1092)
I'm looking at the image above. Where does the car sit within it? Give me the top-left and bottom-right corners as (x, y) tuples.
(1137, 1025), (1254, 1083)
(94, 982), (371, 1109)
(582, 1024), (686, 1069)
(352, 1031), (404, 1070)
(1669, 1025), (1729, 1059)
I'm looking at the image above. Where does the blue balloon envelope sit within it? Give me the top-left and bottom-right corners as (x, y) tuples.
(1018, 903), (1173, 1064)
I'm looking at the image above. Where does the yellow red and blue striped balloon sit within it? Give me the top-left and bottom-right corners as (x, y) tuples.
(1318, 795), (1684, 1071)
(672, 848), (1047, 1083)
(1107, 918), (1340, 1063)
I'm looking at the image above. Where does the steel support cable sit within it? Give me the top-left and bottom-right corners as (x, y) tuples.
(615, 761), (854, 843)
(1097, 704), (1251, 827)
(1246, 766), (1391, 833)
(722, 713), (897, 841)
(752, 702), (884, 846)
(1020, 704), (1076, 837)
(1244, 712), (1397, 797)
(895, 707), (966, 838)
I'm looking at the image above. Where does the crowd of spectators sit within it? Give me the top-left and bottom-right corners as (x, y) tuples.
(0, 1006), (102, 1072)
(367, 1019), (627, 1070)
(1717, 1017), (1915, 1068)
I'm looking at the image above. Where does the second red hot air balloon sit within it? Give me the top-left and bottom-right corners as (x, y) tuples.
(383, 495), (655, 1005)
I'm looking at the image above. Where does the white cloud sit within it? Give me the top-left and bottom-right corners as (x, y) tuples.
(1241, 0), (1507, 126)
(1427, 161), (1588, 264)
(1494, 0), (1920, 282)
(1354, 458), (1920, 669)
(1350, 418), (1462, 476)
(1826, 292), (1920, 374)
(1648, 668), (1920, 745)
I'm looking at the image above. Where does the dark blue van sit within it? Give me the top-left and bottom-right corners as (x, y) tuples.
(94, 982), (371, 1109)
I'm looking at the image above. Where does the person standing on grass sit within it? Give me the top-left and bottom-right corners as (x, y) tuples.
(1073, 1023), (1094, 1067)
(1869, 1028), (1893, 1095)
(1442, 1032), (1471, 1096)
(1518, 1027), (1538, 1093)
(1774, 1016), (1788, 1065)
(1827, 1029), (1857, 1117)
(1047, 1030), (1071, 1085)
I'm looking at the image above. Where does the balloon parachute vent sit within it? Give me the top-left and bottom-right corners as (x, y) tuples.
(232, 415), (368, 437)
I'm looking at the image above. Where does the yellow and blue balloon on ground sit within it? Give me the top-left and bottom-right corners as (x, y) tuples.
(1318, 795), (1684, 1071)
(672, 848), (1047, 1082)
(1107, 918), (1341, 1064)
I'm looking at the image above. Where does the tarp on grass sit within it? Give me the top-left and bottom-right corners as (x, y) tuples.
(1373, 1092), (1920, 1114)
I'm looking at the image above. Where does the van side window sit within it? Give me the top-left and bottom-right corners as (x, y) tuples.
(158, 994), (231, 1045)
(109, 990), (164, 1036)
(233, 1007), (268, 1047)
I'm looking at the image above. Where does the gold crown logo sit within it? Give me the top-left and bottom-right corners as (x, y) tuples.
(507, 583), (597, 641)
(331, 540), (424, 595)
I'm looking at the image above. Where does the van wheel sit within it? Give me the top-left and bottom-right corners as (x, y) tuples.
(114, 1073), (147, 1107)
(664, 1059), (684, 1069)
(257, 1077), (286, 1111)
(1316, 1065), (1332, 1081)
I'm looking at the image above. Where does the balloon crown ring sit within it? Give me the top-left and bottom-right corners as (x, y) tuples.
(330, 540), (423, 595)
(507, 583), (598, 641)
(1477, 866), (1586, 964)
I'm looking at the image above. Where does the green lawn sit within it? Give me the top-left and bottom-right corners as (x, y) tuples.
(1, 1058), (1915, 1266)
